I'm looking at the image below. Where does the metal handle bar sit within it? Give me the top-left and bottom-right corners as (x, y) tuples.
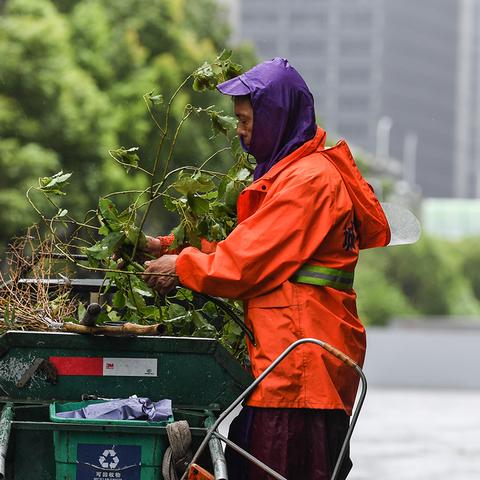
(181, 338), (367, 480)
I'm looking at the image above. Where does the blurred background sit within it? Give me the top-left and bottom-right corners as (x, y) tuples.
(1, 0), (479, 477)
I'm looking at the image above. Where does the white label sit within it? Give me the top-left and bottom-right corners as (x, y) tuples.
(102, 358), (157, 377)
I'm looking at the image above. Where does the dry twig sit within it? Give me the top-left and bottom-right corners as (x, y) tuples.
(0, 226), (77, 332)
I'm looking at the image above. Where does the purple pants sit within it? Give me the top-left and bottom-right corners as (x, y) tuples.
(225, 407), (352, 480)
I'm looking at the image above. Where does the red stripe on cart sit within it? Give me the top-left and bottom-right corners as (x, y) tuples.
(49, 356), (103, 376)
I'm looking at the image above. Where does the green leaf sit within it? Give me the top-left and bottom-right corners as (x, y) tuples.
(95, 312), (110, 324)
(218, 176), (228, 198)
(187, 194), (210, 216)
(171, 223), (185, 248)
(38, 171), (72, 196)
(202, 301), (217, 316)
(208, 110), (237, 137)
(174, 288), (193, 302)
(231, 137), (244, 159)
(132, 286), (153, 297)
(39, 171), (72, 188)
(141, 306), (161, 321)
(172, 174), (198, 195)
(173, 172), (215, 195)
(225, 61), (243, 80)
(214, 50), (243, 80)
(167, 303), (187, 319)
(109, 146), (140, 173)
(123, 311), (140, 323)
(193, 173), (216, 192)
(225, 181), (243, 212)
(77, 302), (86, 322)
(4, 304), (13, 326)
(112, 291), (126, 309)
(236, 168), (251, 181)
(211, 202), (230, 218)
(125, 291), (147, 311)
(146, 91), (164, 106)
(191, 310), (206, 329)
(192, 62), (218, 91)
(84, 231), (125, 260)
(192, 311), (216, 337)
(226, 159), (253, 182)
(98, 224), (110, 236)
(204, 190), (218, 200)
(103, 230), (126, 254)
(210, 222), (225, 240)
(230, 143), (252, 169)
(124, 225), (147, 250)
(107, 310), (121, 322)
(163, 196), (177, 212)
(186, 225), (201, 249)
(218, 49), (232, 61)
(197, 219), (209, 237)
(98, 198), (121, 231)
(229, 321), (242, 335)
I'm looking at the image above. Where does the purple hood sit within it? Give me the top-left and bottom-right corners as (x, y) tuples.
(217, 58), (317, 180)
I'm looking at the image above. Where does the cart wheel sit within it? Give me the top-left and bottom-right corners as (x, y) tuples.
(162, 420), (192, 480)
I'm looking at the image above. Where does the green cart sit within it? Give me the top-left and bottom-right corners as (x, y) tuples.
(0, 280), (367, 480)
(0, 330), (252, 480)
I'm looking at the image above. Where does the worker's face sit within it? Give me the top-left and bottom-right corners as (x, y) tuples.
(234, 97), (253, 149)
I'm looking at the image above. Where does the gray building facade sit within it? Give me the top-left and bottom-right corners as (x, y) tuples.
(230, 0), (480, 198)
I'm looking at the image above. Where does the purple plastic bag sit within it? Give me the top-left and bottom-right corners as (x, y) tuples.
(56, 397), (172, 422)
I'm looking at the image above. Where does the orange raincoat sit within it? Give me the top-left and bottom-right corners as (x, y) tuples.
(176, 127), (390, 414)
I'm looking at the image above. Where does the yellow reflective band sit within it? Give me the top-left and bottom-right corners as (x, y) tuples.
(291, 265), (354, 290)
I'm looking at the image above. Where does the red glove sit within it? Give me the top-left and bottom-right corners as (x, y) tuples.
(150, 234), (217, 256)
(156, 234), (177, 254)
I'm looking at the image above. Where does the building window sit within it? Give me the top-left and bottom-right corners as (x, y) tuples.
(340, 39), (371, 56)
(337, 121), (368, 138)
(243, 11), (277, 23)
(339, 66), (371, 84)
(340, 11), (373, 28)
(255, 39), (278, 54)
(290, 39), (327, 54)
(290, 12), (328, 29)
(338, 95), (370, 110)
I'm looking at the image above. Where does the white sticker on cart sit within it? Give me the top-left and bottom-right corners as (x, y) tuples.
(102, 358), (157, 377)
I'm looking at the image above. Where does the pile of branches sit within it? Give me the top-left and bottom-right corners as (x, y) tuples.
(0, 226), (77, 333)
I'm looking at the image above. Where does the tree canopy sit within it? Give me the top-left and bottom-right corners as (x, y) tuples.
(0, 0), (255, 243)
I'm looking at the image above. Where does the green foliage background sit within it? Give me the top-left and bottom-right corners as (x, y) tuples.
(0, 0), (256, 239)
(1, 0), (480, 327)
(356, 235), (480, 325)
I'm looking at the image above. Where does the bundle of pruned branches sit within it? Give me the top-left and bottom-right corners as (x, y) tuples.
(0, 226), (77, 333)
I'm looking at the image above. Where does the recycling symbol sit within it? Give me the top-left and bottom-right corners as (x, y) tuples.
(98, 448), (119, 469)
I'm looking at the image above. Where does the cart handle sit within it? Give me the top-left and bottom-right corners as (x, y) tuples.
(182, 338), (367, 480)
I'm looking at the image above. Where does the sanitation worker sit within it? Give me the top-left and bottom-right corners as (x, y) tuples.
(143, 58), (390, 480)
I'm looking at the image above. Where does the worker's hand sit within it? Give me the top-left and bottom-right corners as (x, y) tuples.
(143, 254), (179, 294)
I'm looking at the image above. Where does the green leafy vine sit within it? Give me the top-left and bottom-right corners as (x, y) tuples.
(25, 51), (253, 360)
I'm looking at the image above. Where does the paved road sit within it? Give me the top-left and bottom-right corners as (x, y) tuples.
(350, 388), (480, 480)
(218, 388), (480, 479)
